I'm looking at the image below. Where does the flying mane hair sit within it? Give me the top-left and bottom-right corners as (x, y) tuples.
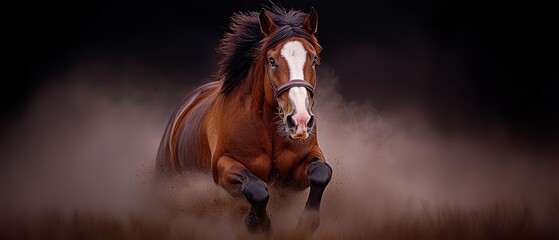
(217, 4), (322, 94)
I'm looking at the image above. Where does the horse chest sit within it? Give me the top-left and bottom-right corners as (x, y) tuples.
(271, 149), (305, 179)
(224, 131), (310, 182)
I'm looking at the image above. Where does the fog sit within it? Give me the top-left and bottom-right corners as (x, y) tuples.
(1, 60), (557, 238)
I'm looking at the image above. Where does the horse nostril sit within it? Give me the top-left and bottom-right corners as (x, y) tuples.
(286, 115), (296, 130)
(307, 115), (315, 129)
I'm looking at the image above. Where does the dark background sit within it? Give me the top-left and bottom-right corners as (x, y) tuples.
(4, 0), (558, 148)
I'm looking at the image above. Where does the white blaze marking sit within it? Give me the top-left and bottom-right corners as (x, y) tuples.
(281, 41), (311, 130)
(280, 41), (307, 80)
(288, 86), (309, 114)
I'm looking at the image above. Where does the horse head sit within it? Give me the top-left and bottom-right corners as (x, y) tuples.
(259, 8), (320, 140)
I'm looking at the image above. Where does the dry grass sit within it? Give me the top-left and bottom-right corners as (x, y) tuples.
(1, 202), (557, 240)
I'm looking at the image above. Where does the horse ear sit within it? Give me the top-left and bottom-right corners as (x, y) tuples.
(259, 9), (277, 36)
(303, 7), (318, 34)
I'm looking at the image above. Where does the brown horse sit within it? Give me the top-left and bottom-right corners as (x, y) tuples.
(156, 5), (332, 232)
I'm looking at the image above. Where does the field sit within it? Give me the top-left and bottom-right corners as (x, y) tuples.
(1, 67), (558, 240)
(2, 199), (558, 239)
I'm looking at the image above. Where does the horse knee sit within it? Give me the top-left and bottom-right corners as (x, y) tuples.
(241, 179), (269, 205)
(308, 161), (332, 187)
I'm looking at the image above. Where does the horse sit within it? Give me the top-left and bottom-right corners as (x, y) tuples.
(155, 5), (332, 232)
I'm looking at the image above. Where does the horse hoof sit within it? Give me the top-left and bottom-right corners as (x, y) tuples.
(296, 209), (319, 232)
(245, 213), (271, 233)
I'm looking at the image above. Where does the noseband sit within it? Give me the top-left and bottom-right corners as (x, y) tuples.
(266, 65), (315, 100)
(272, 79), (315, 99)
(264, 54), (316, 104)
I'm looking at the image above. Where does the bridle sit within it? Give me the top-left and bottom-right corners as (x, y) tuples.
(266, 63), (315, 101)
(272, 79), (315, 100)
(264, 54), (317, 126)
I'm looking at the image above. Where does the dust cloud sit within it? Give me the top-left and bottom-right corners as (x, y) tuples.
(1, 60), (557, 238)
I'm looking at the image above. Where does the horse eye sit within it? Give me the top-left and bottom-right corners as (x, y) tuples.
(268, 57), (277, 68)
(312, 57), (318, 67)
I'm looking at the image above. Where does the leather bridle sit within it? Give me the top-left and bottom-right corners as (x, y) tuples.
(273, 79), (315, 99)
(266, 63), (315, 100)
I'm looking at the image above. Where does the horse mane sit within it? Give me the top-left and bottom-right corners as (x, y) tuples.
(217, 4), (322, 94)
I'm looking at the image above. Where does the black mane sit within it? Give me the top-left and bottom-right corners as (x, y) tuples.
(217, 5), (321, 94)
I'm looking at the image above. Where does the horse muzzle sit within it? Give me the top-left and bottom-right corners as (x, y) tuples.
(286, 112), (315, 140)
(273, 79), (316, 140)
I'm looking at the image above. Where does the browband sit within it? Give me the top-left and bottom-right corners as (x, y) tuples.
(274, 79), (315, 99)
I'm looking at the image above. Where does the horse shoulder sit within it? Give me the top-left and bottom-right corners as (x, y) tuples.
(208, 95), (274, 181)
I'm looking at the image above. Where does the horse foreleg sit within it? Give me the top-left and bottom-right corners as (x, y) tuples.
(215, 156), (271, 232)
(304, 160), (332, 210)
(292, 154), (332, 232)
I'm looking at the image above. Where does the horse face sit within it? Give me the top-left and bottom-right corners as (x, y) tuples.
(266, 38), (318, 140)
